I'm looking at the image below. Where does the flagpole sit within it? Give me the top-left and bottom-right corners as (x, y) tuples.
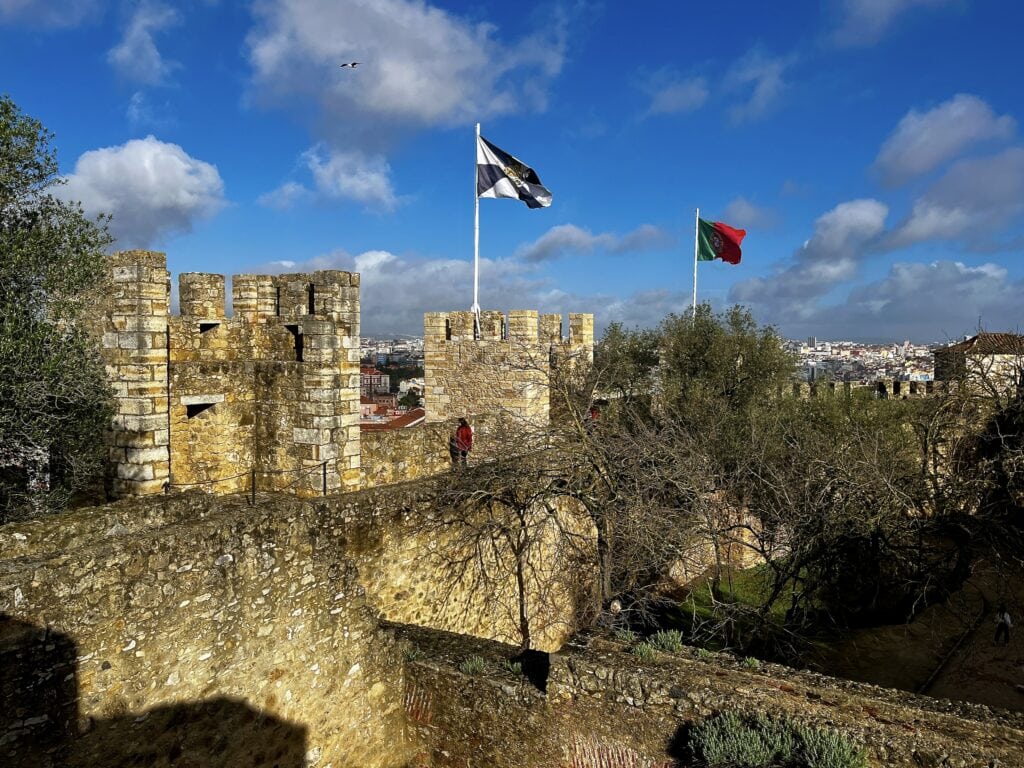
(472, 122), (481, 337)
(692, 207), (699, 318)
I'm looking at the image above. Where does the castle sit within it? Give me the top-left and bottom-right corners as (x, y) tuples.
(2, 251), (1022, 767)
(92, 250), (594, 500)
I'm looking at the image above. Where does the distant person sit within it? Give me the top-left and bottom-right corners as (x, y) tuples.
(455, 418), (473, 465)
(995, 604), (1012, 646)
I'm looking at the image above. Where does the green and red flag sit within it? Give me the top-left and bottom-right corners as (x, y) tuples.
(697, 218), (746, 265)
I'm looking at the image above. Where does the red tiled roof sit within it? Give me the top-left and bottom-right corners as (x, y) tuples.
(942, 332), (1024, 355)
(360, 408), (426, 431)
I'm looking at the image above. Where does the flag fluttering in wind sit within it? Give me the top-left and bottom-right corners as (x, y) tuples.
(697, 218), (746, 265)
(476, 135), (552, 209)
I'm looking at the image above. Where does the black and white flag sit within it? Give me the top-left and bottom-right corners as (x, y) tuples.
(476, 136), (552, 209)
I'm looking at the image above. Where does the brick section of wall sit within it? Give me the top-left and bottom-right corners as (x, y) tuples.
(423, 309), (594, 425)
(100, 251), (172, 497)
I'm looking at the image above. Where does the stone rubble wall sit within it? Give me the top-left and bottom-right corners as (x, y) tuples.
(0, 482), (589, 765)
(0, 492), (415, 768)
(396, 624), (1024, 768)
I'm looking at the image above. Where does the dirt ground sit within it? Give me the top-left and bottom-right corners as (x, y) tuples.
(816, 561), (1024, 712)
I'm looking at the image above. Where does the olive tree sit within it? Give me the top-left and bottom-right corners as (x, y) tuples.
(0, 95), (113, 521)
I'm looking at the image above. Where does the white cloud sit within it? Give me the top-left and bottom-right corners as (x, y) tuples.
(874, 94), (1016, 185)
(302, 146), (397, 211)
(888, 147), (1024, 247)
(514, 223), (675, 263)
(722, 198), (777, 229)
(246, 245), (693, 337)
(257, 181), (310, 210)
(60, 135), (227, 247)
(831, 0), (955, 47)
(0, 0), (101, 27)
(107, 0), (180, 85)
(730, 199), (888, 317)
(645, 76), (708, 116)
(246, 0), (566, 134)
(777, 260), (1024, 342)
(724, 51), (792, 123)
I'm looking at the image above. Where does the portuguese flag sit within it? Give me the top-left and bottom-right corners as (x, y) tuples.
(697, 218), (746, 265)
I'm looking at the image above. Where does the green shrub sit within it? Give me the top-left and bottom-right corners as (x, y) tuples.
(690, 712), (866, 768)
(613, 628), (638, 644)
(692, 711), (780, 766)
(503, 659), (523, 675)
(649, 629), (685, 653)
(458, 655), (486, 675)
(696, 647), (715, 660)
(794, 722), (868, 768)
(630, 642), (657, 661)
(741, 656), (761, 670)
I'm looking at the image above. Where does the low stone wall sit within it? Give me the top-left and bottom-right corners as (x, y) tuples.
(0, 481), (588, 765)
(397, 624), (1024, 768)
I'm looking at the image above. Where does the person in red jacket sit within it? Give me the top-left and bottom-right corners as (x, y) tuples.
(455, 418), (473, 465)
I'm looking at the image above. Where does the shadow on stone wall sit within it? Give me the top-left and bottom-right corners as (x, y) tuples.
(1, 613), (307, 768)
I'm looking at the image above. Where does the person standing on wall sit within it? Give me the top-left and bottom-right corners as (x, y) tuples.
(995, 604), (1012, 646)
(455, 418), (473, 465)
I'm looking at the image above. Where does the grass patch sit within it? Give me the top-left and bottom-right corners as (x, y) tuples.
(741, 656), (761, 670)
(689, 711), (867, 768)
(502, 659), (523, 676)
(613, 628), (638, 644)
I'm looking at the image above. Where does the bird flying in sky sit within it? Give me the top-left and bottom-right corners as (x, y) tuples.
(339, 62), (360, 68)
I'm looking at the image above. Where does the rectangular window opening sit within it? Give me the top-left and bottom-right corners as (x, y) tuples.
(444, 318), (451, 341)
(275, 286), (281, 317)
(199, 322), (220, 334)
(307, 284), (316, 315)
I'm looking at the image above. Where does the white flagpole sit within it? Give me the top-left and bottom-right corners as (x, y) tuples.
(472, 122), (481, 337)
(692, 207), (700, 318)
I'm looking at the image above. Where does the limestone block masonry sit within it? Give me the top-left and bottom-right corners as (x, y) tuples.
(423, 309), (594, 424)
(96, 251), (362, 498)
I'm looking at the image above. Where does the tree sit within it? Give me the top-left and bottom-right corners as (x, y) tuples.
(421, 420), (594, 651)
(0, 95), (113, 521)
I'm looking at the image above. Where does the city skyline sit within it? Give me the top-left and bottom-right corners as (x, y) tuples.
(2, 1), (1022, 341)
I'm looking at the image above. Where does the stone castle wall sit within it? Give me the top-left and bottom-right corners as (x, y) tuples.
(423, 310), (594, 425)
(0, 492), (413, 768)
(94, 252), (361, 499)
(398, 625), (1024, 768)
(3, 487), (1022, 767)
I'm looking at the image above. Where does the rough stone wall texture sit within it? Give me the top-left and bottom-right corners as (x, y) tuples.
(423, 310), (594, 426)
(0, 483), (588, 764)
(397, 624), (1024, 768)
(359, 415), (501, 489)
(94, 254), (362, 499)
(360, 422), (451, 489)
(0, 492), (415, 768)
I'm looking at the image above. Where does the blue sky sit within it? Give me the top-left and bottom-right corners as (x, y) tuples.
(2, 0), (1022, 342)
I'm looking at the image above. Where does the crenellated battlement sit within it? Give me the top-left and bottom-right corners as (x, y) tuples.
(96, 251), (362, 500)
(423, 309), (594, 425)
(787, 378), (943, 399)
